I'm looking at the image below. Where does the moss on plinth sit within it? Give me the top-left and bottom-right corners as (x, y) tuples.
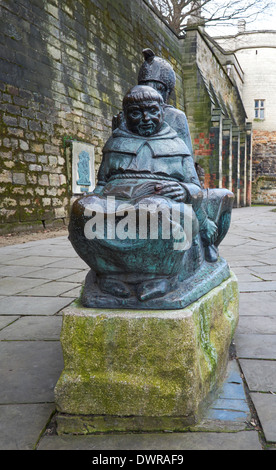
(54, 271), (239, 434)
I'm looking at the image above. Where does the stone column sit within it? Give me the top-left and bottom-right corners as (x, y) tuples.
(240, 131), (246, 207)
(232, 126), (240, 207)
(246, 123), (253, 206)
(210, 108), (223, 188)
(222, 119), (233, 191)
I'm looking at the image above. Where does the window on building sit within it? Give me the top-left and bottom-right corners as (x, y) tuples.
(254, 100), (265, 119)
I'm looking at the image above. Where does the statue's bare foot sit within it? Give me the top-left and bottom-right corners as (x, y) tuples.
(136, 278), (169, 302)
(97, 277), (131, 298)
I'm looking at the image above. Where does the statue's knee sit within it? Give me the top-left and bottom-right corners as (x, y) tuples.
(70, 197), (85, 218)
(220, 189), (235, 212)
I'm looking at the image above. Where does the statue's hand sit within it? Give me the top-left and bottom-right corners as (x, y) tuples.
(200, 219), (218, 245)
(155, 182), (187, 202)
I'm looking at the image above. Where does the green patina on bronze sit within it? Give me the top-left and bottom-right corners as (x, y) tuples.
(68, 80), (234, 308)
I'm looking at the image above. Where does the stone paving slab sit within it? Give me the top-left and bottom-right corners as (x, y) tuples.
(0, 316), (62, 340)
(228, 260), (268, 267)
(235, 273), (263, 282)
(57, 271), (88, 283)
(226, 248), (269, 258)
(0, 341), (63, 403)
(0, 206), (276, 450)
(37, 429), (262, 450)
(60, 286), (82, 297)
(0, 265), (44, 277)
(242, 239), (276, 246)
(0, 404), (55, 450)
(250, 393), (276, 443)
(0, 296), (74, 315)
(235, 334), (276, 359)
(0, 316), (19, 329)
(0, 253), (32, 264)
(20, 267), (83, 280)
(0, 277), (48, 295)
(18, 281), (81, 297)
(205, 368), (250, 424)
(238, 292), (276, 316)
(252, 273), (276, 281)
(229, 266), (256, 274)
(238, 281), (276, 292)
(1, 256), (67, 267)
(239, 359), (276, 392)
(251, 265), (276, 274)
(47, 257), (89, 269)
(18, 246), (77, 258)
(208, 398), (250, 412)
(237, 316), (276, 334)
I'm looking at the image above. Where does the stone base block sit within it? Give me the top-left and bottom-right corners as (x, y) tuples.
(54, 272), (239, 434)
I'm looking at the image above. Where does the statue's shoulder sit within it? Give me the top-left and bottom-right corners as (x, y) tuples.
(103, 125), (143, 155)
(164, 105), (188, 124)
(164, 105), (191, 145)
(150, 123), (191, 157)
(103, 122), (190, 157)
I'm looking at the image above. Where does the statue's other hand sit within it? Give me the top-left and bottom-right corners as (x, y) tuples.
(155, 182), (187, 202)
(200, 219), (218, 245)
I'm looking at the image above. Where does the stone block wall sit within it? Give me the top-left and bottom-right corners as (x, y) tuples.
(0, 0), (183, 233)
(0, 0), (250, 233)
(251, 130), (276, 204)
(181, 27), (251, 207)
(252, 131), (276, 177)
(214, 31), (276, 205)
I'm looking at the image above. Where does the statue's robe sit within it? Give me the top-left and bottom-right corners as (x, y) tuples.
(97, 121), (200, 190)
(163, 104), (193, 156)
(69, 122), (203, 280)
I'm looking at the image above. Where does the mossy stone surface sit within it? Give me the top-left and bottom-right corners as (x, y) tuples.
(55, 272), (239, 433)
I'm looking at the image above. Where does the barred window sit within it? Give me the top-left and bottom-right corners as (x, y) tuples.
(254, 100), (265, 119)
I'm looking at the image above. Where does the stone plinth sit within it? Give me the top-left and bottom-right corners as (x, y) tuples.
(54, 272), (239, 434)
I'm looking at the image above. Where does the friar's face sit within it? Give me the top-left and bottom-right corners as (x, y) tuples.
(125, 100), (164, 137)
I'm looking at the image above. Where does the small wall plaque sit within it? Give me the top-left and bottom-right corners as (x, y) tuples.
(72, 141), (95, 194)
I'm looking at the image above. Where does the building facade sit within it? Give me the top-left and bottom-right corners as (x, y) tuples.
(214, 26), (276, 205)
(182, 25), (251, 208)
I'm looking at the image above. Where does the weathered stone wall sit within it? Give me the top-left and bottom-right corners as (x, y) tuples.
(0, 0), (250, 234)
(182, 27), (250, 207)
(0, 0), (184, 233)
(215, 30), (276, 205)
(251, 130), (276, 204)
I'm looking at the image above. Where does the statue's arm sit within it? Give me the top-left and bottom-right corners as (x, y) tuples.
(182, 155), (202, 186)
(181, 155), (217, 241)
(168, 109), (193, 156)
(179, 114), (193, 157)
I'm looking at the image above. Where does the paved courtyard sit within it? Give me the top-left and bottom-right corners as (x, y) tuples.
(0, 205), (276, 450)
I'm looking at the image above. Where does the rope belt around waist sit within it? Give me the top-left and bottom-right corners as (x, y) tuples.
(107, 173), (180, 183)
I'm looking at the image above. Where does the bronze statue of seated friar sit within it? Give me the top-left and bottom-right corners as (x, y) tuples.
(68, 84), (233, 309)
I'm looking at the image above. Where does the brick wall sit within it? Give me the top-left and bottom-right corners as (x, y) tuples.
(0, 0), (184, 233)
